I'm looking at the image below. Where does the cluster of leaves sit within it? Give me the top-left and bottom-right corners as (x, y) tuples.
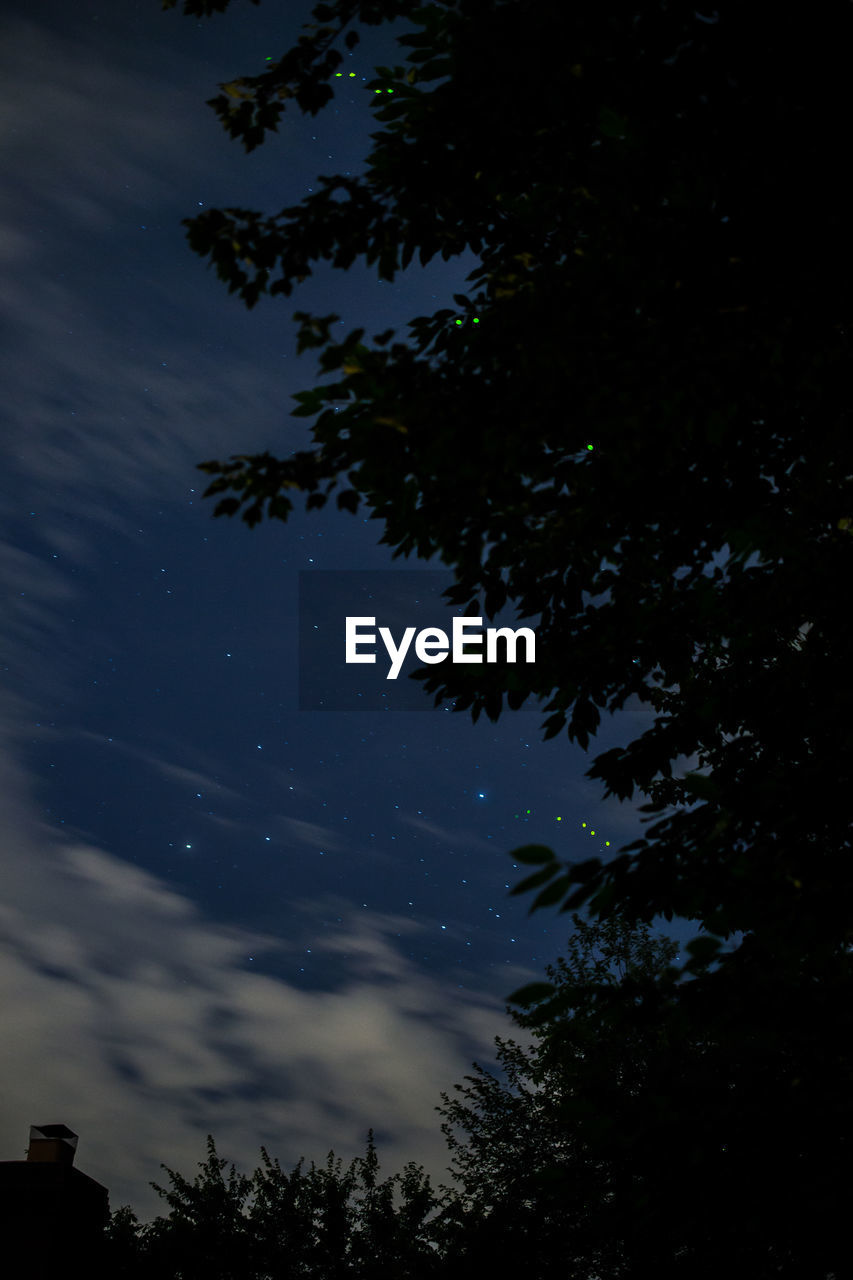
(104, 1130), (446, 1278)
(162, 0), (419, 152)
(160, 0), (853, 1271)
(104, 915), (853, 1277)
(179, 0), (853, 969)
(440, 914), (853, 1279)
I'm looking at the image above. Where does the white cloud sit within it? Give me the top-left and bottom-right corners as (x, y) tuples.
(0, 15), (310, 544)
(0, 9), (608, 1234)
(0, 741), (517, 1223)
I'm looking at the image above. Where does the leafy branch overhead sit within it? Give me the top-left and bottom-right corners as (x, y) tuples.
(181, 0), (853, 963)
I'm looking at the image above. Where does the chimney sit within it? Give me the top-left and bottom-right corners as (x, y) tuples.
(0, 1124), (110, 1279)
(26, 1123), (79, 1166)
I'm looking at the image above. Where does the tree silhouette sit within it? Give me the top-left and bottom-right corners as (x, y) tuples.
(104, 1130), (445, 1277)
(102, 928), (853, 1276)
(161, 1), (853, 1271)
(441, 915), (853, 1279)
(165, 0), (853, 958)
(438, 914), (678, 1278)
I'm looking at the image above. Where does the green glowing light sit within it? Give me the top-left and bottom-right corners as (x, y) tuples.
(586, 443), (594, 451)
(334, 72), (357, 78)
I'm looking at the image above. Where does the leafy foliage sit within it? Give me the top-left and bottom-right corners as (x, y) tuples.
(440, 915), (853, 1279)
(180, 0), (853, 961)
(103, 922), (853, 1279)
(167, 4), (853, 1270)
(438, 915), (679, 1277)
(103, 1130), (445, 1278)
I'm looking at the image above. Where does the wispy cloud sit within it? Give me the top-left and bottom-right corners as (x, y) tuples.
(398, 812), (495, 849)
(0, 740), (516, 1222)
(0, 15), (309, 546)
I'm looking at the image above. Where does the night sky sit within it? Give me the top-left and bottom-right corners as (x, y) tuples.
(1, 0), (669, 1219)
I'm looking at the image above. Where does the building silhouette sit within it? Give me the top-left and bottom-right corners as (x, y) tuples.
(0, 1124), (109, 1278)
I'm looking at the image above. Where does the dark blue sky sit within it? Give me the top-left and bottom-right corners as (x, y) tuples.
(0, 0), (679, 1218)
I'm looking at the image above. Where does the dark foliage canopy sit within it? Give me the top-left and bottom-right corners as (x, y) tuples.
(443, 914), (853, 1279)
(158, 5), (853, 1270)
(165, 0), (853, 971)
(104, 1130), (446, 1278)
(105, 915), (853, 1277)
